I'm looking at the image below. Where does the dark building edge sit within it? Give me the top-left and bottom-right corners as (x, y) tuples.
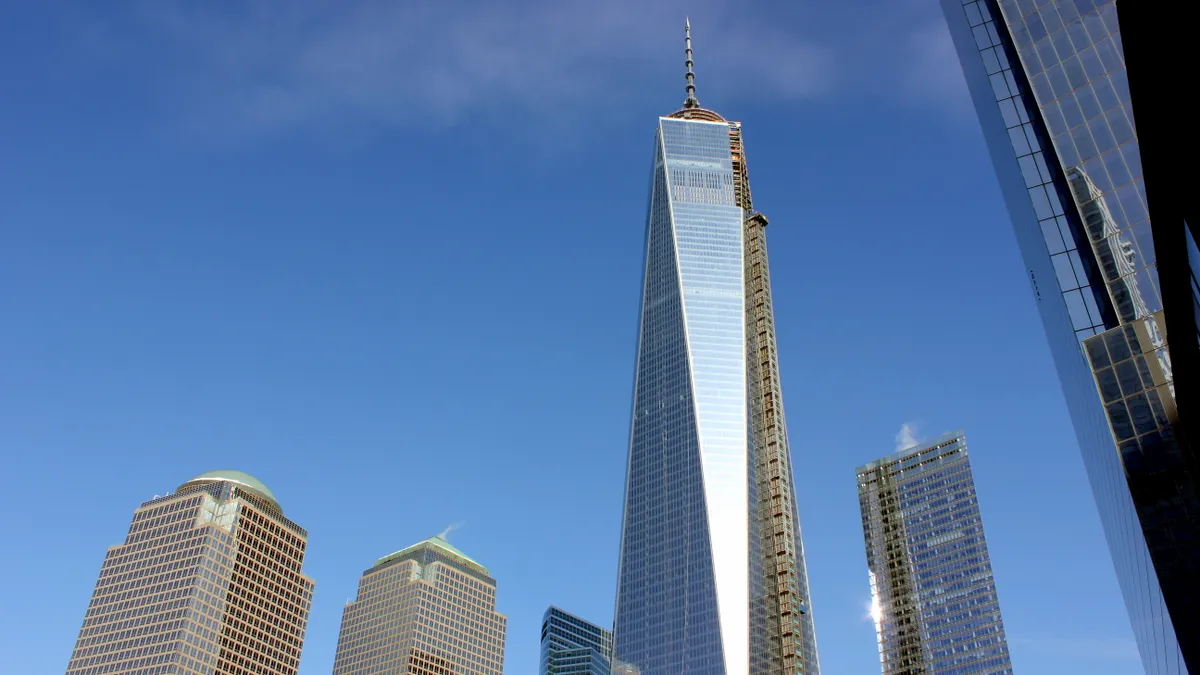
(937, 1), (1182, 671)
(1116, 1), (1200, 670)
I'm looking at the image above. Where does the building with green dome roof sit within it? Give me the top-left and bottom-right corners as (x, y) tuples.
(66, 470), (315, 675)
(177, 469), (281, 512)
(333, 534), (507, 675)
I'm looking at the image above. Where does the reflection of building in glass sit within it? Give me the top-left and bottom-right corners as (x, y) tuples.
(857, 434), (1013, 675)
(1067, 166), (1153, 323)
(941, 1), (1199, 672)
(612, 21), (819, 675)
(540, 607), (612, 675)
(332, 535), (506, 675)
(65, 470), (315, 675)
(612, 662), (642, 675)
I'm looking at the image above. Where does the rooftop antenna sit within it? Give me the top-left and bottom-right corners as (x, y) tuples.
(684, 18), (700, 109)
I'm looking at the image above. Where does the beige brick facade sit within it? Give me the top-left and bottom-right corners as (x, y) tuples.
(333, 536), (506, 675)
(66, 471), (315, 675)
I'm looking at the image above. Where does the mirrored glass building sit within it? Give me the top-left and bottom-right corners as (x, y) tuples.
(65, 470), (315, 675)
(941, 1), (1200, 672)
(612, 21), (819, 675)
(857, 433), (1013, 675)
(541, 607), (613, 675)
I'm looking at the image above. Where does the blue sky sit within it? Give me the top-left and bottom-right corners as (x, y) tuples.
(0, 1), (1141, 674)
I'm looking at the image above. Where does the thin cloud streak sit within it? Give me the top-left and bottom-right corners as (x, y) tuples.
(55, 0), (973, 140)
(895, 423), (919, 452)
(115, 0), (834, 137)
(438, 521), (464, 541)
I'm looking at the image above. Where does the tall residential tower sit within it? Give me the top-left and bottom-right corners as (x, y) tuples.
(941, 1), (1200, 672)
(66, 470), (315, 675)
(612, 22), (819, 675)
(332, 535), (507, 675)
(857, 433), (1013, 675)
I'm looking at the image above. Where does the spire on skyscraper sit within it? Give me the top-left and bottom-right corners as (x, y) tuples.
(615, 27), (821, 675)
(683, 18), (700, 109)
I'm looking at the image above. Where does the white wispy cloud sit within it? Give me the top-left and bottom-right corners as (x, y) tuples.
(55, 0), (971, 139)
(101, 0), (833, 137)
(438, 521), (464, 541)
(895, 422), (919, 452)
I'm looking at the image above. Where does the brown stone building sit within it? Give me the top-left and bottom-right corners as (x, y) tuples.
(66, 470), (315, 675)
(332, 535), (506, 675)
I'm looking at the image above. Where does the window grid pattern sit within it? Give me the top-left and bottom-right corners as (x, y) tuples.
(961, 0), (1114, 340)
(944, 1), (1191, 671)
(613, 119), (735, 675)
(616, 112), (818, 675)
(66, 480), (314, 675)
(540, 607), (613, 675)
(662, 118), (750, 675)
(857, 434), (1013, 675)
(995, 3), (1194, 672)
(1000, 0), (1161, 330)
(333, 542), (506, 675)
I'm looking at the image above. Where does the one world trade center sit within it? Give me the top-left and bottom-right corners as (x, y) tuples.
(613, 21), (820, 675)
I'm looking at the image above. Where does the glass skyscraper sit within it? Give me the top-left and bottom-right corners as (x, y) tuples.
(540, 607), (612, 675)
(941, 1), (1198, 672)
(857, 433), (1013, 675)
(612, 21), (818, 675)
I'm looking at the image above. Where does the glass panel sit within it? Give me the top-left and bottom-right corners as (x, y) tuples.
(1010, 125), (1032, 155)
(1030, 185), (1054, 219)
(1095, 367), (1122, 403)
(1086, 336), (1110, 368)
(1041, 217), (1068, 254)
(1054, 253), (1081, 290)
(1126, 394), (1156, 436)
(1019, 155), (1042, 188)
(1115, 360), (1143, 398)
(1105, 400), (1135, 440)
(1105, 328), (1132, 362)
(1065, 289), (1091, 328)
(998, 98), (1021, 128)
(991, 73), (1013, 100)
(1102, 148), (1130, 189)
(1107, 108), (1134, 145)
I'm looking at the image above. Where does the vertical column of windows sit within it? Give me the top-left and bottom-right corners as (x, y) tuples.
(958, 0), (1114, 339)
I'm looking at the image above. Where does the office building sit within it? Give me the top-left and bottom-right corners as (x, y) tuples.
(65, 470), (315, 675)
(612, 21), (819, 675)
(857, 433), (1013, 675)
(332, 535), (506, 675)
(541, 607), (612, 675)
(940, 1), (1200, 671)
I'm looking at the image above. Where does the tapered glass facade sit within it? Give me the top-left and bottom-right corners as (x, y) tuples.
(613, 115), (745, 675)
(857, 433), (1012, 675)
(940, 0), (1196, 672)
(540, 607), (612, 675)
(612, 39), (819, 675)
